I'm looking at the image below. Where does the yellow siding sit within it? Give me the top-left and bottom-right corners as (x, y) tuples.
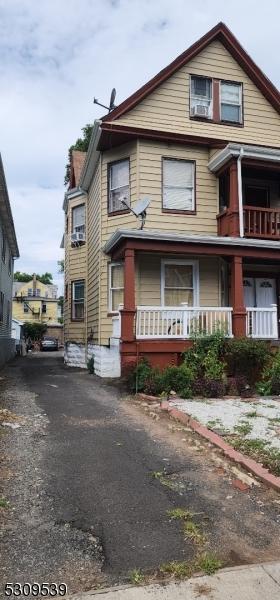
(114, 40), (280, 147)
(64, 194), (87, 343)
(87, 161), (101, 343)
(12, 299), (58, 323)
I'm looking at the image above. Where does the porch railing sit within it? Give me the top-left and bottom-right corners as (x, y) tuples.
(246, 305), (278, 339)
(243, 206), (280, 239)
(135, 306), (233, 339)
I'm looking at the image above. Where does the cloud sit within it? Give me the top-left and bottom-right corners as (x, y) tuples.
(1, 0), (279, 289)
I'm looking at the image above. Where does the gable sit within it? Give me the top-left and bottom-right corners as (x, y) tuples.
(112, 39), (280, 148)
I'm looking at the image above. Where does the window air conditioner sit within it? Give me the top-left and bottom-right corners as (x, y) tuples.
(192, 104), (210, 118)
(71, 232), (86, 243)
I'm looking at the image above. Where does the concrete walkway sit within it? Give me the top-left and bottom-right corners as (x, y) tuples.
(68, 562), (280, 599)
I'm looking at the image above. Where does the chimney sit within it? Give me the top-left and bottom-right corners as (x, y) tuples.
(32, 273), (36, 296)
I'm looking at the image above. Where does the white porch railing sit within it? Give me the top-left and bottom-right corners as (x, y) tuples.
(135, 306), (233, 339)
(246, 305), (278, 339)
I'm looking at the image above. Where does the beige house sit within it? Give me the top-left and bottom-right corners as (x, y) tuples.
(63, 22), (280, 376)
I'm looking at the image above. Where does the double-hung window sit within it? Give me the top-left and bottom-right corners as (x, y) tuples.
(108, 159), (130, 213)
(190, 76), (212, 119)
(220, 81), (242, 123)
(1, 231), (6, 262)
(24, 302), (29, 313)
(163, 158), (195, 212)
(72, 204), (85, 234)
(72, 280), (85, 320)
(161, 260), (199, 306)
(109, 263), (124, 312)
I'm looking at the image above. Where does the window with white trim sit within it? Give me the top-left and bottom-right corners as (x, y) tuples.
(161, 260), (199, 306)
(108, 159), (130, 213)
(220, 81), (242, 123)
(163, 158), (195, 211)
(109, 262), (124, 312)
(72, 280), (85, 320)
(190, 76), (212, 119)
(72, 204), (85, 234)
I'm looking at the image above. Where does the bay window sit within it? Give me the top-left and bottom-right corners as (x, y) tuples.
(108, 159), (130, 213)
(163, 158), (195, 212)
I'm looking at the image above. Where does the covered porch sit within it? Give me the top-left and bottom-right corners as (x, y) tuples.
(105, 230), (280, 371)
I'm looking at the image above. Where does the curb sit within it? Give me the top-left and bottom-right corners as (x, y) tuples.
(160, 400), (280, 493)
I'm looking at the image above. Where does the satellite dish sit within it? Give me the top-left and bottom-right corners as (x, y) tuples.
(93, 88), (117, 113)
(109, 88), (116, 111)
(121, 197), (150, 229)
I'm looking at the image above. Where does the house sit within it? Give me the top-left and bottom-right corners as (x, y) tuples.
(63, 22), (280, 377)
(11, 318), (24, 354)
(0, 154), (19, 366)
(13, 275), (60, 326)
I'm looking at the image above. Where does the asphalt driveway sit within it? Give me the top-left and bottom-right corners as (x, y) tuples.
(1, 353), (280, 595)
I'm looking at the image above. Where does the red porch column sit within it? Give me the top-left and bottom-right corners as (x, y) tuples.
(121, 248), (136, 342)
(228, 160), (240, 237)
(231, 255), (246, 337)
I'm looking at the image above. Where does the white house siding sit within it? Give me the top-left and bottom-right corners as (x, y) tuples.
(0, 222), (15, 366)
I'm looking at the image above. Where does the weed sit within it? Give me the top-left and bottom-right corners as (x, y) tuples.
(167, 508), (194, 521)
(183, 521), (205, 545)
(268, 417), (280, 424)
(245, 410), (259, 418)
(129, 569), (144, 585)
(0, 497), (9, 508)
(160, 560), (192, 579)
(233, 421), (253, 436)
(197, 553), (223, 575)
(151, 471), (164, 480)
(227, 437), (280, 476)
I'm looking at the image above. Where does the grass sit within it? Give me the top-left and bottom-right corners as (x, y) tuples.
(227, 436), (280, 476)
(268, 417), (280, 424)
(129, 569), (144, 585)
(233, 421), (253, 436)
(197, 553), (223, 575)
(159, 561), (192, 579)
(183, 521), (205, 545)
(167, 508), (194, 521)
(0, 497), (9, 508)
(245, 410), (259, 418)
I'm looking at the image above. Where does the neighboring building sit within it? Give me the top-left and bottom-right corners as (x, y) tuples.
(13, 275), (60, 325)
(63, 22), (280, 376)
(0, 155), (19, 366)
(11, 318), (24, 354)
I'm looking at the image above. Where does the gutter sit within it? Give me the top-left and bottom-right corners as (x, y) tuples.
(237, 147), (244, 237)
(79, 120), (102, 192)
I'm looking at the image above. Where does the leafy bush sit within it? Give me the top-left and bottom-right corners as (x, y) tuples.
(23, 321), (47, 341)
(226, 376), (249, 397)
(161, 364), (195, 395)
(261, 351), (280, 395)
(133, 359), (153, 392)
(193, 378), (226, 398)
(225, 338), (271, 384)
(143, 369), (166, 396)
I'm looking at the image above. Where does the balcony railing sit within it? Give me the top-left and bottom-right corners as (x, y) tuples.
(243, 206), (280, 239)
(135, 306), (233, 339)
(246, 305), (278, 339)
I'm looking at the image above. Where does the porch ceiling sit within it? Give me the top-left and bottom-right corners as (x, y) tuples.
(103, 229), (280, 261)
(208, 143), (280, 174)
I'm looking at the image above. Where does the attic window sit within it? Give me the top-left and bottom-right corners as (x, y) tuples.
(190, 76), (212, 119)
(220, 81), (242, 123)
(108, 159), (130, 214)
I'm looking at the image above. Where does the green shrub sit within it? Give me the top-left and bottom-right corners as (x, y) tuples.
(133, 359), (153, 392)
(225, 338), (271, 384)
(143, 368), (166, 396)
(193, 378), (226, 398)
(162, 364), (195, 395)
(261, 351), (280, 395)
(183, 331), (226, 383)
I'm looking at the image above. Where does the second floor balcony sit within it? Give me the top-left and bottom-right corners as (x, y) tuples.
(210, 144), (280, 242)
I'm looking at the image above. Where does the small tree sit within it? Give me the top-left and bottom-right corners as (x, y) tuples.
(14, 272), (53, 284)
(64, 124), (93, 186)
(23, 322), (47, 341)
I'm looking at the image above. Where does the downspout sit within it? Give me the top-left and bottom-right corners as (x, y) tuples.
(237, 147), (244, 237)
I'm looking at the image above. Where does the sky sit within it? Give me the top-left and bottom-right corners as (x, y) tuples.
(1, 0), (280, 292)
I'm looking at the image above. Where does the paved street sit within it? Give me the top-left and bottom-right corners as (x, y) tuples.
(1, 353), (280, 596)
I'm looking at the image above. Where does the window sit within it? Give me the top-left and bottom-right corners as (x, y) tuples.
(161, 260), (199, 306)
(190, 76), (212, 118)
(42, 303), (47, 313)
(1, 231), (6, 262)
(7, 300), (10, 327)
(0, 292), (4, 322)
(72, 204), (85, 233)
(72, 280), (85, 320)
(24, 302), (29, 313)
(220, 82), (242, 123)
(109, 263), (124, 312)
(36, 288), (41, 297)
(28, 288), (33, 296)
(108, 159), (130, 213)
(8, 252), (12, 275)
(162, 158), (195, 212)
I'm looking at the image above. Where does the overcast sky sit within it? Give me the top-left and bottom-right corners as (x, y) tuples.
(1, 0), (279, 291)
